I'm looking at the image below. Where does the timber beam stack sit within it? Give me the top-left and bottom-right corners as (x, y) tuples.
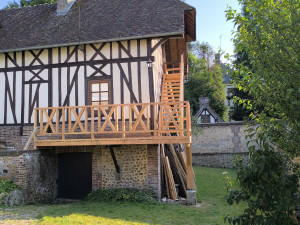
(161, 143), (196, 201)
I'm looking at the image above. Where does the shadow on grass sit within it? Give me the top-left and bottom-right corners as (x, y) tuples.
(34, 201), (203, 225)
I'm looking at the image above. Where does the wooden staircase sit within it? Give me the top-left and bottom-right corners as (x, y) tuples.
(160, 56), (196, 197)
(161, 60), (184, 103)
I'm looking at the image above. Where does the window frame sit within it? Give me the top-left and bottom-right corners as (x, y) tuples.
(87, 79), (112, 107)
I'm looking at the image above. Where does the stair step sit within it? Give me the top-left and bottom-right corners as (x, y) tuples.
(164, 73), (181, 76)
(166, 68), (180, 71)
(162, 94), (180, 97)
(163, 83), (180, 86)
(164, 74), (181, 77)
(162, 91), (181, 94)
(164, 79), (180, 82)
(163, 88), (180, 91)
(163, 80), (181, 83)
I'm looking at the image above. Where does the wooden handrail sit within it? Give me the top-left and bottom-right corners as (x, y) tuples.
(34, 101), (192, 144)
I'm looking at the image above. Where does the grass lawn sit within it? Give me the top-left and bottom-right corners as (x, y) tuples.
(0, 167), (245, 225)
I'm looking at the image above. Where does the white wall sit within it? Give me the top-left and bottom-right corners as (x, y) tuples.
(0, 39), (152, 125)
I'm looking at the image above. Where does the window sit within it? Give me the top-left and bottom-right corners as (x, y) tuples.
(88, 80), (111, 106)
(201, 115), (211, 123)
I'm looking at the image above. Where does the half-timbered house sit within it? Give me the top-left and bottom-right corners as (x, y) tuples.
(0, 0), (196, 203)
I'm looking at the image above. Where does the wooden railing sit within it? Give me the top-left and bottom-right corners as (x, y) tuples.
(33, 101), (192, 146)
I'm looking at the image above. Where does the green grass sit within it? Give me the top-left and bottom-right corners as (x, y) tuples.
(0, 167), (245, 225)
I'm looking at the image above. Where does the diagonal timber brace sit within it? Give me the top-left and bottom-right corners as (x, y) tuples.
(107, 145), (121, 174)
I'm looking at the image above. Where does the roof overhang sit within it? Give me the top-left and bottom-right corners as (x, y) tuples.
(0, 32), (184, 53)
(184, 8), (196, 42)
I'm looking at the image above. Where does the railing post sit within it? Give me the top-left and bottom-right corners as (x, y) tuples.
(91, 106), (94, 139)
(56, 108), (59, 133)
(34, 108), (37, 144)
(153, 104), (157, 137)
(122, 105), (125, 138)
(187, 102), (192, 141)
(115, 106), (119, 132)
(68, 107), (71, 133)
(180, 102), (184, 136)
(129, 105), (132, 131)
(180, 53), (184, 102)
(62, 108), (65, 139)
(40, 109), (44, 134)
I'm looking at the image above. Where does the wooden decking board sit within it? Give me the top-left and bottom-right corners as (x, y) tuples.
(35, 136), (191, 147)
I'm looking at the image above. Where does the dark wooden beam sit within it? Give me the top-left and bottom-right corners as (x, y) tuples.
(150, 37), (169, 55)
(108, 146), (120, 174)
(0, 56), (155, 73)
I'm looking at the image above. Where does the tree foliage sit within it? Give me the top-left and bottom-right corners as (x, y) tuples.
(185, 42), (226, 118)
(228, 0), (300, 156)
(226, 146), (299, 225)
(229, 88), (252, 121)
(6, 0), (56, 8)
(225, 0), (300, 224)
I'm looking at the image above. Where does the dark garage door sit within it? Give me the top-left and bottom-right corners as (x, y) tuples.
(57, 152), (92, 199)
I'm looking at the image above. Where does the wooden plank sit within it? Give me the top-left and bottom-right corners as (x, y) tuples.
(164, 158), (171, 199)
(35, 136), (191, 147)
(168, 144), (187, 195)
(164, 156), (178, 200)
(23, 127), (37, 151)
(178, 151), (187, 173)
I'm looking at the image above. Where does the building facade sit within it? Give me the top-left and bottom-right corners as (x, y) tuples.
(0, 0), (196, 202)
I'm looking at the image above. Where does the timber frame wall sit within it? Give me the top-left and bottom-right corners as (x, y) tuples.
(0, 38), (170, 133)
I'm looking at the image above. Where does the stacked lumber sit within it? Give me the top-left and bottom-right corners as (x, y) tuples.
(161, 143), (195, 200)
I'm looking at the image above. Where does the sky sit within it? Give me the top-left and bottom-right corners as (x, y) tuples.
(185, 0), (241, 62)
(0, 0), (241, 62)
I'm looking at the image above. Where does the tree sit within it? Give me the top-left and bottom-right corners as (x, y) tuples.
(225, 0), (300, 224)
(190, 41), (215, 69)
(185, 42), (226, 118)
(228, 0), (300, 156)
(229, 88), (252, 121)
(6, 0), (56, 8)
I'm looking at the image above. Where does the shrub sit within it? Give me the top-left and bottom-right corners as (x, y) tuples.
(86, 188), (156, 203)
(225, 146), (299, 225)
(0, 179), (21, 196)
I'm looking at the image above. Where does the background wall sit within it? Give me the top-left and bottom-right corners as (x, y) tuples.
(192, 122), (253, 168)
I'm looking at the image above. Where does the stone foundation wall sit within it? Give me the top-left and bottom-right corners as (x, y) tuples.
(147, 145), (160, 198)
(0, 150), (57, 204)
(0, 135), (161, 203)
(192, 122), (252, 168)
(55, 145), (160, 196)
(102, 145), (148, 189)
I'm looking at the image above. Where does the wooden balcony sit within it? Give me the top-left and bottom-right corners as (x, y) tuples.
(33, 101), (192, 147)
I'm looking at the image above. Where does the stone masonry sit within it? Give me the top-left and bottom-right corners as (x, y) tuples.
(0, 129), (161, 203)
(192, 122), (252, 168)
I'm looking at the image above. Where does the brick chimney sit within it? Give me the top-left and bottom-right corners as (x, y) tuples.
(57, 0), (76, 16)
(199, 97), (209, 108)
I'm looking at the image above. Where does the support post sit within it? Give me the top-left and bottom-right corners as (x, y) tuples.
(185, 143), (194, 190)
(185, 143), (197, 205)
